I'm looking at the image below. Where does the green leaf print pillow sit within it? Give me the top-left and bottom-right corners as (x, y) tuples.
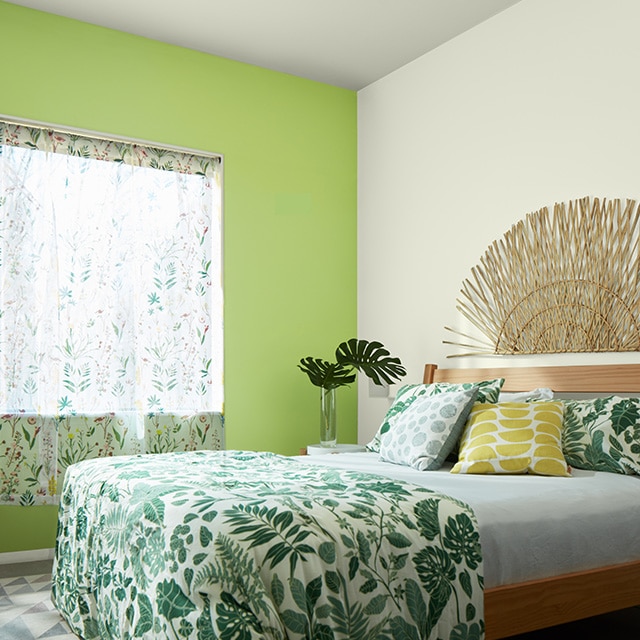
(562, 396), (640, 474)
(367, 378), (505, 453)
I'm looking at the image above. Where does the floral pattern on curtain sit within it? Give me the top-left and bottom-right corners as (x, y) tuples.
(0, 412), (224, 505)
(0, 120), (224, 505)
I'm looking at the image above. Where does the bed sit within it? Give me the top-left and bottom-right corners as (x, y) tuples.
(51, 362), (640, 639)
(423, 362), (640, 639)
(52, 452), (483, 639)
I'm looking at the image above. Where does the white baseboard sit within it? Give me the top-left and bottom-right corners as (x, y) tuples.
(0, 548), (55, 565)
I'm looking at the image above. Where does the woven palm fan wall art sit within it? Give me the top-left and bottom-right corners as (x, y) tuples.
(445, 196), (640, 357)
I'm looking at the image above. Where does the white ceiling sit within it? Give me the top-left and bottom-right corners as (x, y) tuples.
(7, 0), (521, 90)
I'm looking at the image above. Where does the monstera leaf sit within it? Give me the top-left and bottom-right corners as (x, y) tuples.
(298, 358), (356, 390)
(336, 338), (406, 386)
(298, 338), (406, 390)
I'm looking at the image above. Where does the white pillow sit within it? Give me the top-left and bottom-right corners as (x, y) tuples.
(498, 388), (554, 402)
(378, 387), (479, 471)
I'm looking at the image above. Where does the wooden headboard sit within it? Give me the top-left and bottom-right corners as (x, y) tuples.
(423, 362), (640, 394)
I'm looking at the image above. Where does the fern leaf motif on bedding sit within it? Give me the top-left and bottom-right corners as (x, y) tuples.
(446, 197), (640, 356)
(51, 451), (484, 640)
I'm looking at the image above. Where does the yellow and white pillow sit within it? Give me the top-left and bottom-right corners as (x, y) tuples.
(451, 401), (570, 477)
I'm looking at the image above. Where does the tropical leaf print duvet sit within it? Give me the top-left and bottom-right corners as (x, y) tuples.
(52, 451), (484, 639)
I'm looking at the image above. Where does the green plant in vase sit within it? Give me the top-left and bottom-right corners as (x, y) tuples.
(298, 338), (406, 447)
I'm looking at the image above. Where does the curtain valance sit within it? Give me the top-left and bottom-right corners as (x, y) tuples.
(0, 119), (221, 176)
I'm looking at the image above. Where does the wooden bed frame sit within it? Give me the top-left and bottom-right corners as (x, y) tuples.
(423, 362), (640, 640)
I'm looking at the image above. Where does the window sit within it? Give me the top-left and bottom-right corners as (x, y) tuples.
(0, 119), (223, 418)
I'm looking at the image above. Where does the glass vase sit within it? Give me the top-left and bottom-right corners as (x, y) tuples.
(320, 386), (337, 447)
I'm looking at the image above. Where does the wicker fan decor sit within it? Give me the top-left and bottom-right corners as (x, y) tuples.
(446, 197), (640, 356)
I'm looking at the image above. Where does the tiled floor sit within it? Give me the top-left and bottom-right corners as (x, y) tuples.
(1, 560), (639, 639)
(0, 562), (77, 640)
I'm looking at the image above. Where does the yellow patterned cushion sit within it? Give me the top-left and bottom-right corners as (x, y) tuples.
(451, 401), (570, 477)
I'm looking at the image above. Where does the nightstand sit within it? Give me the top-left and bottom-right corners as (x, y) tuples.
(305, 443), (367, 456)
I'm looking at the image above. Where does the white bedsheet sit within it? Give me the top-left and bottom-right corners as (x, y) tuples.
(293, 452), (640, 588)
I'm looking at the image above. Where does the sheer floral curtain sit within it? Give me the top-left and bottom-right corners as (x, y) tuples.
(0, 119), (223, 504)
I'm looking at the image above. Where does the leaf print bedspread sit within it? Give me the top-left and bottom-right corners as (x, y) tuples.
(52, 450), (484, 639)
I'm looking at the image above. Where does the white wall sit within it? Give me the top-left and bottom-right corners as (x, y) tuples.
(357, 0), (640, 443)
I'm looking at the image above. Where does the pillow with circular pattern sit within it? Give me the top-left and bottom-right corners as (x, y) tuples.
(379, 387), (479, 471)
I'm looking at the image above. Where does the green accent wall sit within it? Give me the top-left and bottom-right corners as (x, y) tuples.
(0, 2), (357, 552)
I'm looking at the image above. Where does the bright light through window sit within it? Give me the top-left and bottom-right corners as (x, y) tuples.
(0, 122), (223, 416)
